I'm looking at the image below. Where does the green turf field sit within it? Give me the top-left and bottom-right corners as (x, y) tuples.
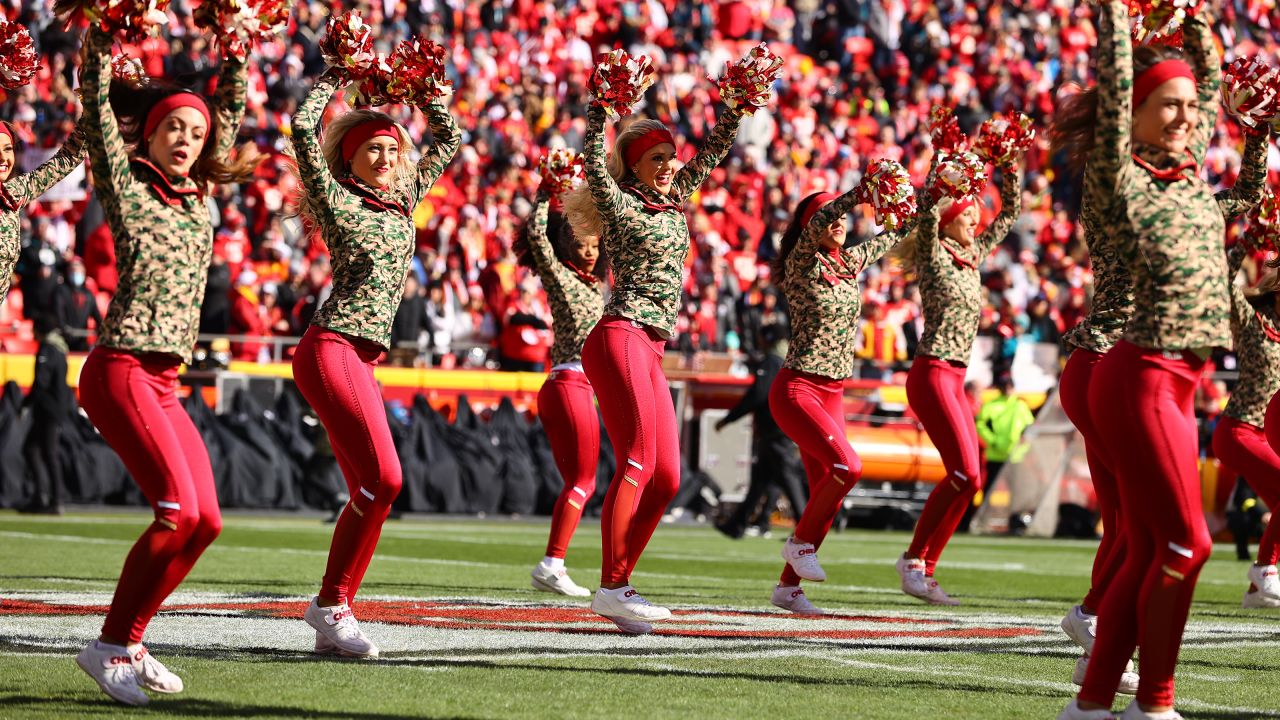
(1, 511), (1277, 719)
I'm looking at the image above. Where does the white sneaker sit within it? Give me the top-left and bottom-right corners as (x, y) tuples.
(590, 586), (672, 622)
(75, 640), (150, 706)
(781, 539), (826, 582)
(895, 554), (929, 598)
(127, 644), (183, 693)
(314, 630), (338, 655)
(915, 576), (960, 605)
(304, 598), (379, 659)
(1057, 699), (1116, 719)
(1120, 700), (1182, 719)
(603, 615), (654, 635)
(1241, 587), (1280, 609)
(771, 585), (823, 615)
(1247, 563), (1280, 600)
(531, 561), (592, 597)
(1073, 655), (1139, 695)
(1061, 605), (1097, 653)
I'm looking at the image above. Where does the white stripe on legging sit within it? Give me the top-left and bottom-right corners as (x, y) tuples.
(155, 501), (181, 511)
(359, 487), (376, 501)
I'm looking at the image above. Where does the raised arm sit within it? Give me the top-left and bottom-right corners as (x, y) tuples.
(5, 125), (85, 206)
(1083, 0), (1134, 205)
(1181, 9), (1221, 166)
(526, 191), (560, 275)
(584, 103), (625, 224)
(671, 106), (743, 201)
(80, 27), (131, 200)
(1216, 130), (1271, 220)
(1225, 244), (1253, 340)
(211, 55), (248, 161)
(290, 75), (343, 221)
(412, 100), (462, 205)
(977, 163), (1024, 256)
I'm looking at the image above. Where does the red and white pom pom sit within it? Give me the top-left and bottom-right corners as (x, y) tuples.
(928, 105), (967, 153)
(384, 35), (452, 108)
(932, 150), (988, 201)
(974, 113), (1036, 167)
(319, 10), (376, 78)
(111, 52), (147, 86)
(538, 148), (585, 195)
(1130, 0), (1205, 45)
(0, 19), (38, 90)
(1249, 191), (1280, 256)
(588, 49), (656, 117)
(349, 56), (393, 107)
(854, 159), (917, 232)
(1223, 56), (1280, 129)
(59, 0), (171, 43)
(716, 42), (784, 115)
(195, 0), (290, 63)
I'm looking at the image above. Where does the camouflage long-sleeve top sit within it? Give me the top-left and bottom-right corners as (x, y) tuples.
(0, 127), (85, 304)
(915, 166), (1023, 364)
(1223, 245), (1280, 427)
(295, 76), (461, 349)
(1087, 2), (1269, 353)
(1062, 199), (1133, 354)
(529, 192), (604, 366)
(85, 27), (247, 363)
(585, 102), (742, 337)
(782, 192), (912, 380)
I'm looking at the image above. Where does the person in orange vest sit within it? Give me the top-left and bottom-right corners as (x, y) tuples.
(856, 301), (907, 380)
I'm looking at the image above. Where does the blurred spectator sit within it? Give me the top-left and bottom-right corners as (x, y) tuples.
(19, 314), (70, 515)
(54, 259), (102, 351)
(856, 302), (907, 379)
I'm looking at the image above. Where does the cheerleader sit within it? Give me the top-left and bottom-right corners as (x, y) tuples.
(0, 121), (85, 305)
(894, 147), (1024, 606)
(291, 68), (460, 658)
(1213, 243), (1280, 610)
(1057, 3), (1269, 718)
(573, 68), (744, 632)
(519, 154), (606, 603)
(769, 178), (918, 614)
(72, 25), (256, 706)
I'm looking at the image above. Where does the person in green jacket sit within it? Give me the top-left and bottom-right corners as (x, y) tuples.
(976, 375), (1035, 487)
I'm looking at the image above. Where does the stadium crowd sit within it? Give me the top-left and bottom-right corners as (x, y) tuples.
(1, 0), (1278, 376)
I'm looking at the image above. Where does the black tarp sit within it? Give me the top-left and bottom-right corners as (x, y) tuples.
(0, 382), (31, 507)
(450, 395), (503, 514)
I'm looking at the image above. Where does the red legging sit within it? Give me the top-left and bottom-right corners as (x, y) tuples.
(1213, 417), (1280, 567)
(539, 369), (600, 559)
(1060, 348), (1127, 611)
(1266, 392), (1280, 465)
(1079, 341), (1211, 710)
(292, 327), (403, 605)
(79, 347), (222, 645)
(769, 368), (862, 586)
(905, 355), (982, 575)
(582, 316), (680, 585)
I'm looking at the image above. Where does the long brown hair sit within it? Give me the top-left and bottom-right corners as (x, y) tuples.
(771, 192), (828, 284)
(514, 207), (608, 281)
(108, 80), (261, 187)
(1050, 45), (1187, 172)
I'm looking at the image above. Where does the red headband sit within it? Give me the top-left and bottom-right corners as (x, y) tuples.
(341, 119), (400, 162)
(623, 126), (676, 169)
(800, 192), (837, 228)
(0, 123), (11, 145)
(143, 92), (212, 141)
(1133, 59), (1196, 109)
(940, 197), (976, 229)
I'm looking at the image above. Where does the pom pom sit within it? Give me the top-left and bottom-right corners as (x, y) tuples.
(538, 148), (585, 195)
(1129, 0), (1205, 45)
(1222, 56), (1280, 129)
(588, 49), (656, 117)
(928, 106), (967, 153)
(349, 56), (394, 107)
(319, 10), (376, 79)
(58, 0), (171, 44)
(854, 159), (917, 232)
(715, 42), (784, 115)
(974, 113), (1036, 167)
(383, 35), (452, 108)
(0, 19), (38, 90)
(111, 52), (147, 86)
(1248, 190), (1280, 256)
(932, 150), (988, 201)
(194, 0), (291, 63)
